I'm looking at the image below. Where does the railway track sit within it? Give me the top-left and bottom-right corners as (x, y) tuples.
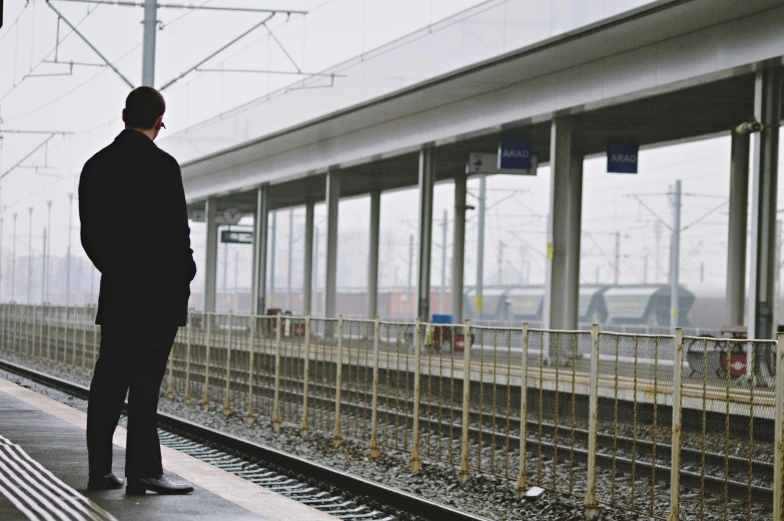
(0, 358), (493, 521)
(160, 356), (776, 501)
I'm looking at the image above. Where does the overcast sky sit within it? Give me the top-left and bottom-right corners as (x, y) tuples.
(0, 0), (782, 308)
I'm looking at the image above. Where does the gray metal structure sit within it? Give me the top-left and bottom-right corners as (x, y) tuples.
(725, 132), (750, 326)
(367, 191), (381, 318)
(172, 0), (784, 337)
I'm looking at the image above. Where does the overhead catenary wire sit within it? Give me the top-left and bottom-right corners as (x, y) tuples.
(0, 0), (110, 103)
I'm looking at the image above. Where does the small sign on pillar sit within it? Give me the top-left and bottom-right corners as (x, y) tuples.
(607, 143), (639, 174)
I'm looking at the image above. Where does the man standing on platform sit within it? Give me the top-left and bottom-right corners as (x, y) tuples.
(79, 86), (196, 495)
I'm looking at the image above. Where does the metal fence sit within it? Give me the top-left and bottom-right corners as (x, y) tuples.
(0, 303), (782, 521)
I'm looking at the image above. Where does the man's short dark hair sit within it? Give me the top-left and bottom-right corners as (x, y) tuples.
(124, 87), (166, 129)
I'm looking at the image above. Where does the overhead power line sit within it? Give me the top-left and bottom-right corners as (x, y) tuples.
(45, 0), (135, 88)
(54, 0), (307, 15)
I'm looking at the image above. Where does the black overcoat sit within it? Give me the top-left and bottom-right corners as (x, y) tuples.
(78, 129), (196, 326)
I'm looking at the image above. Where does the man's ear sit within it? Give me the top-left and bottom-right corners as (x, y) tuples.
(122, 109), (127, 124)
(155, 115), (164, 130)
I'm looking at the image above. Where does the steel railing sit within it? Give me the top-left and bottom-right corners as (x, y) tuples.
(0, 303), (781, 521)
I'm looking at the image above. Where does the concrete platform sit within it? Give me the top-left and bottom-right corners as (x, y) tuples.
(0, 377), (337, 521)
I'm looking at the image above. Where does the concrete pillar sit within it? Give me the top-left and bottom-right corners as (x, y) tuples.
(725, 132), (750, 326)
(367, 190), (381, 318)
(324, 170), (341, 319)
(417, 146), (436, 321)
(452, 171), (467, 324)
(747, 67), (781, 341)
(564, 152), (584, 330)
(303, 202), (315, 314)
(203, 199), (218, 312)
(543, 117), (583, 331)
(251, 185), (270, 315)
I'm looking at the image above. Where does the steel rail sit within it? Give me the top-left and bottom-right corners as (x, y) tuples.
(126, 357), (778, 500)
(0, 359), (493, 521)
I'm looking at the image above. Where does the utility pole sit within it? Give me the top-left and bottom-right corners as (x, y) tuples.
(643, 255), (648, 285)
(11, 212), (17, 302)
(595, 266), (600, 285)
(654, 220), (662, 283)
(613, 230), (620, 285)
(476, 176), (486, 317)
(42, 229), (47, 304)
(66, 193), (73, 306)
(234, 250), (239, 312)
(270, 211), (276, 307)
(497, 240), (506, 286)
(287, 209), (293, 310)
(142, 0), (158, 86)
(27, 207), (32, 304)
(440, 210), (447, 314)
(223, 226), (229, 311)
(45, 201), (52, 303)
(670, 180), (682, 329)
(408, 234), (414, 318)
(313, 226), (320, 314)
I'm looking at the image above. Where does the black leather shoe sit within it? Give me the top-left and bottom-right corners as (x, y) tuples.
(87, 473), (124, 491)
(126, 475), (194, 495)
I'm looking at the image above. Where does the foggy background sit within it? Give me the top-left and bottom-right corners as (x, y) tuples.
(0, 0), (782, 328)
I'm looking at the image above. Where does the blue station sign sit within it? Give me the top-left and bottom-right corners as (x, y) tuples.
(607, 143), (639, 174)
(498, 138), (532, 171)
(221, 230), (253, 244)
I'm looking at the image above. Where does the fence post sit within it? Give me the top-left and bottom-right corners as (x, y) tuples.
(184, 313), (193, 406)
(774, 333), (784, 521)
(584, 324), (601, 518)
(54, 306), (60, 364)
(38, 305), (44, 361)
(167, 329), (176, 400)
(411, 317), (424, 473)
(31, 305), (37, 359)
(71, 306), (78, 369)
(369, 315), (382, 459)
(668, 327), (684, 521)
(91, 320), (97, 373)
(0, 304), (5, 352)
(81, 308), (87, 371)
(246, 314), (257, 425)
(300, 313), (311, 437)
(458, 320), (472, 483)
(44, 305), (51, 364)
(202, 311), (212, 411)
(516, 322), (529, 497)
(224, 311), (234, 416)
(272, 311), (282, 431)
(333, 315), (345, 447)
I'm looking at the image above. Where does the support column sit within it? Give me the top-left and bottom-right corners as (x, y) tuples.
(543, 117), (583, 331)
(203, 199), (218, 312)
(748, 67), (781, 341)
(303, 202), (315, 314)
(452, 171), (467, 324)
(367, 190), (381, 318)
(324, 170), (341, 319)
(726, 132), (750, 326)
(417, 146), (436, 322)
(141, 0), (157, 86)
(251, 185), (270, 315)
(564, 152), (584, 330)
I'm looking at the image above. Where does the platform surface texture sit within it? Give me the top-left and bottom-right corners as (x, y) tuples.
(0, 377), (337, 521)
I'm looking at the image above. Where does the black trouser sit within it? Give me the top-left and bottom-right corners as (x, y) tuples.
(87, 322), (178, 478)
